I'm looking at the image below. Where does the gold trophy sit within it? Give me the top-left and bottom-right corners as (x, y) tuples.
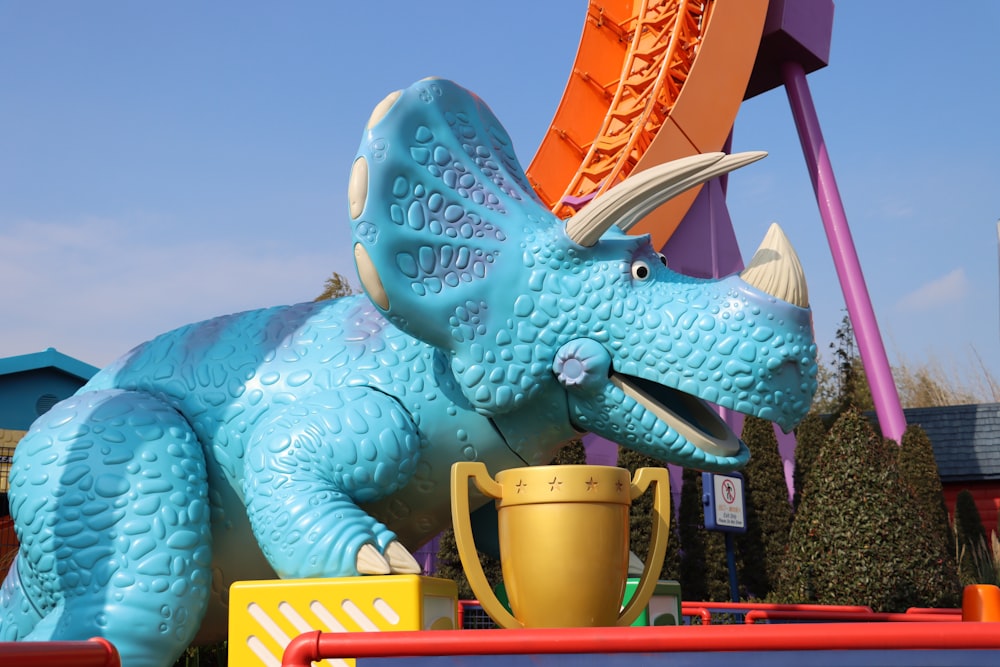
(451, 461), (670, 628)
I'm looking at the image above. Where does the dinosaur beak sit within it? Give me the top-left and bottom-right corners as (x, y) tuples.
(739, 222), (809, 308)
(564, 152), (767, 247)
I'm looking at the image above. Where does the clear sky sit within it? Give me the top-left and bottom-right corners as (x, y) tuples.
(2, 2), (998, 397)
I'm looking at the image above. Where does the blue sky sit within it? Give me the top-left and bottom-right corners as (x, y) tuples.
(2, 2), (998, 397)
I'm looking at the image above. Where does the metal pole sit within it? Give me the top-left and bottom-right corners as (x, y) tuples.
(725, 532), (739, 604)
(781, 60), (907, 443)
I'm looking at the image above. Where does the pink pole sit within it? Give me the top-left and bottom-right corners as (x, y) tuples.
(780, 60), (907, 443)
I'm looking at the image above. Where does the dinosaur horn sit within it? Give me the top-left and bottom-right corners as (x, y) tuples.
(564, 151), (767, 246)
(740, 222), (809, 308)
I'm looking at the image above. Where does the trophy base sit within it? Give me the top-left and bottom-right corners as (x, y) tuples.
(494, 579), (683, 627)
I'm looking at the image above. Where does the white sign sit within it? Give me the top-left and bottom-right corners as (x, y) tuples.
(712, 474), (745, 530)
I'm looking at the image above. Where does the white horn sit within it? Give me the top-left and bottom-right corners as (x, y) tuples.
(564, 151), (767, 246)
(740, 222), (809, 308)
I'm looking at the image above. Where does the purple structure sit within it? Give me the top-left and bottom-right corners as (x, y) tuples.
(586, 0), (908, 492)
(683, 0), (906, 444)
(780, 60), (906, 443)
(760, 0), (906, 443)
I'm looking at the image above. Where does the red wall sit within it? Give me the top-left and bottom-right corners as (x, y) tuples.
(0, 516), (16, 578)
(943, 481), (1000, 536)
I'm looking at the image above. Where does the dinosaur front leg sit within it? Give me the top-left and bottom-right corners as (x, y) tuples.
(243, 386), (424, 577)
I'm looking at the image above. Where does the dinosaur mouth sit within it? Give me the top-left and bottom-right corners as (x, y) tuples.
(609, 372), (742, 457)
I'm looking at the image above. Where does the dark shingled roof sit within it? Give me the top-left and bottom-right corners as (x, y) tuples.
(904, 403), (1000, 482)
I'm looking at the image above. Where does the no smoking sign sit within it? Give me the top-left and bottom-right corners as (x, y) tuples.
(703, 472), (746, 533)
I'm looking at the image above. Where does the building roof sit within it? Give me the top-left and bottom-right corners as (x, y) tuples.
(904, 403), (1000, 482)
(0, 348), (99, 382)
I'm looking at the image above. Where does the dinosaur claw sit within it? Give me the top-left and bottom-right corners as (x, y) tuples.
(385, 540), (422, 574)
(356, 543), (391, 575)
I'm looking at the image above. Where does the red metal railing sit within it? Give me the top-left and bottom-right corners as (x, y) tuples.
(682, 606), (713, 624)
(744, 609), (961, 624)
(281, 623), (1000, 666)
(906, 606), (962, 615)
(0, 638), (120, 666)
(682, 600), (874, 624)
(462, 598), (968, 627)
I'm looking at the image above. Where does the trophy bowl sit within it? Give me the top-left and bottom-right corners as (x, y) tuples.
(451, 462), (670, 628)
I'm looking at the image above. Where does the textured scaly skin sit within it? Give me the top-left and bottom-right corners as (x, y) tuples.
(0, 79), (816, 666)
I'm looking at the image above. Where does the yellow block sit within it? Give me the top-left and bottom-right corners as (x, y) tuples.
(228, 575), (457, 667)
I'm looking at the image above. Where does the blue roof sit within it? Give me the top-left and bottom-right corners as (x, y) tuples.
(905, 403), (1000, 482)
(0, 348), (99, 382)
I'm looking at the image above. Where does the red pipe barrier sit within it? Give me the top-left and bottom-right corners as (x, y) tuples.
(0, 637), (120, 666)
(682, 601), (873, 625)
(682, 607), (713, 625)
(281, 623), (1000, 666)
(744, 609), (962, 624)
(682, 601), (873, 614)
(906, 607), (962, 615)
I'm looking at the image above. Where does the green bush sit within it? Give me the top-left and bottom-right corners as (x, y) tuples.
(955, 488), (989, 586)
(792, 412), (827, 510)
(736, 416), (792, 599)
(774, 408), (960, 611)
(898, 425), (947, 521)
(172, 643), (227, 667)
(966, 531), (1000, 587)
(898, 424), (959, 605)
(551, 439), (589, 466)
(434, 525), (500, 601)
(677, 466), (730, 601)
(616, 447), (680, 581)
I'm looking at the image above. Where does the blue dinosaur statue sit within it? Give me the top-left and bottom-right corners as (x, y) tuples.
(0, 78), (816, 666)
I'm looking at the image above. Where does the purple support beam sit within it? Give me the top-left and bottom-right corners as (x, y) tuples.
(781, 60), (907, 443)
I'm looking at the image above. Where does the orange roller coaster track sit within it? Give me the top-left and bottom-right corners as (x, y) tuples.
(527, 0), (767, 249)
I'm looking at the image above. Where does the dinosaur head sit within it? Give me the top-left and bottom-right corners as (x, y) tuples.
(349, 78), (817, 472)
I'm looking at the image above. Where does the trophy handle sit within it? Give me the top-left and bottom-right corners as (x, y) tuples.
(450, 461), (521, 629)
(617, 466), (671, 627)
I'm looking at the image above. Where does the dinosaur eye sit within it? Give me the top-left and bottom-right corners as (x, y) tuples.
(657, 253), (668, 267)
(631, 260), (652, 281)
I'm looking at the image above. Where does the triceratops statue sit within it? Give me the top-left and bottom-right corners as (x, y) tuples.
(0, 78), (816, 665)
